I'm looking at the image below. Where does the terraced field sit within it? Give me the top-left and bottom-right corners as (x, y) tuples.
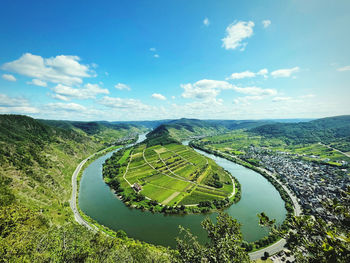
(117, 143), (234, 206)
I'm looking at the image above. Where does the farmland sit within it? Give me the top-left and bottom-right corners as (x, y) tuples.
(198, 130), (350, 165)
(103, 142), (236, 213)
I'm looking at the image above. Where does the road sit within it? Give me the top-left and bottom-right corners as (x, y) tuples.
(319, 142), (350, 158)
(70, 146), (115, 232)
(249, 239), (287, 260)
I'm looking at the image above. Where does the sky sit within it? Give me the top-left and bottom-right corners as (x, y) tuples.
(0, 0), (349, 121)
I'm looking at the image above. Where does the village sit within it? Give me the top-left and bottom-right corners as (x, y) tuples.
(241, 146), (349, 224)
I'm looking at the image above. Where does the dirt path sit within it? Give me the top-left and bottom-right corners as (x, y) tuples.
(162, 191), (180, 205)
(319, 142), (350, 158)
(122, 151), (133, 187)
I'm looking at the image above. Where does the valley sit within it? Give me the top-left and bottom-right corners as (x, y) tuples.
(1, 114), (349, 262)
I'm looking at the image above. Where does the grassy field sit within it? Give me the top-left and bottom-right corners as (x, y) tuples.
(105, 143), (234, 208)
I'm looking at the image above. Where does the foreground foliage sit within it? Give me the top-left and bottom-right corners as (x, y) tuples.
(284, 190), (350, 263)
(0, 205), (170, 262)
(173, 212), (250, 263)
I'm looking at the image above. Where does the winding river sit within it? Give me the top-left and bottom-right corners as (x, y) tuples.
(79, 134), (286, 248)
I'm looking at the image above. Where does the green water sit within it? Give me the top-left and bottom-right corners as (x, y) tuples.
(79, 137), (286, 248)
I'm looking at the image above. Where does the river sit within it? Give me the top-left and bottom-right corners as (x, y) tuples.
(79, 134), (286, 248)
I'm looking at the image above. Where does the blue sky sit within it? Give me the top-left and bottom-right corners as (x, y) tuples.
(0, 0), (349, 121)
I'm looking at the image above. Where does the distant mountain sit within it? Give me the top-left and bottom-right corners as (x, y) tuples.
(204, 119), (274, 130)
(144, 118), (273, 143)
(250, 115), (350, 145)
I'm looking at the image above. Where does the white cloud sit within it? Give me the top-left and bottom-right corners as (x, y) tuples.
(262, 20), (271, 28)
(271, 67), (300, 78)
(46, 102), (87, 112)
(272, 96), (292, 102)
(226, 68), (268, 80)
(222, 21), (254, 50)
(257, 68), (268, 76)
(227, 70), (256, 80)
(171, 96), (176, 99)
(51, 93), (70, 101)
(98, 96), (150, 111)
(2, 74), (16, 82)
(182, 83), (220, 99)
(52, 83), (109, 100)
(337, 65), (350, 71)
(152, 93), (166, 100)
(233, 86), (277, 96)
(115, 83), (131, 90)
(0, 93), (39, 113)
(0, 93), (27, 107)
(181, 79), (232, 100)
(28, 78), (47, 87)
(150, 48), (159, 58)
(203, 17), (210, 26)
(181, 79), (276, 102)
(2, 53), (93, 86)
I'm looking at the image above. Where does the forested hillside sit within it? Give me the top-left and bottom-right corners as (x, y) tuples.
(40, 119), (146, 144)
(250, 115), (350, 151)
(0, 115), (169, 262)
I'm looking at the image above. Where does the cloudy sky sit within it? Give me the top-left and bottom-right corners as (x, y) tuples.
(0, 0), (349, 121)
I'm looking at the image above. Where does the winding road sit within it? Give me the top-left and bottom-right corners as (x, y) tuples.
(70, 146), (115, 231)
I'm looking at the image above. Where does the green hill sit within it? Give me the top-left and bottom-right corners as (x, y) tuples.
(0, 115), (148, 221)
(103, 120), (238, 214)
(146, 118), (271, 142)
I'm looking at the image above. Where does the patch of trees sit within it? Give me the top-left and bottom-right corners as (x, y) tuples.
(206, 173), (224, 188)
(0, 175), (15, 206)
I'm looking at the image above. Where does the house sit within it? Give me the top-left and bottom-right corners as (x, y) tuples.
(133, 183), (142, 192)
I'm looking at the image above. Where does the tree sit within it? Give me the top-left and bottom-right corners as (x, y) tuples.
(282, 189), (350, 262)
(284, 215), (350, 263)
(258, 212), (276, 229)
(173, 212), (250, 263)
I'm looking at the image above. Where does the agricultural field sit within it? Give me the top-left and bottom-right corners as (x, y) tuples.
(198, 130), (350, 165)
(104, 143), (234, 208)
